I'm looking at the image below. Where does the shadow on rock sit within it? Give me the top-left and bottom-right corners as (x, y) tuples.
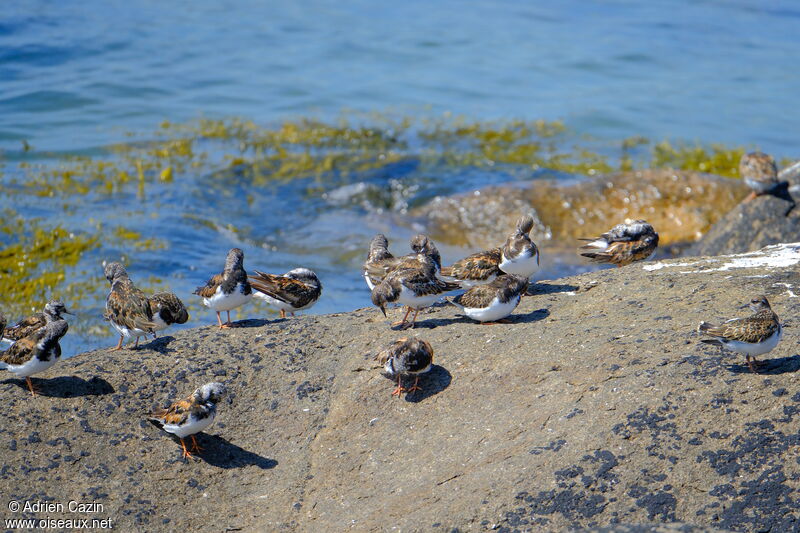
(2, 376), (115, 398)
(512, 307), (550, 324)
(234, 318), (274, 328)
(141, 335), (178, 354)
(193, 434), (278, 469)
(727, 355), (800, 375)
(405, 364), (451, 403)
(770, 181), (796, 216)
(527, 282), (579, 296)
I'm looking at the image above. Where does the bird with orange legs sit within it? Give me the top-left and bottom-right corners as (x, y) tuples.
(147, 382), (228, 459)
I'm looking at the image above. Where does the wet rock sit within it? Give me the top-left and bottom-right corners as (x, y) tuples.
(414, 169), (747, 250)
(1, 243), (800, 531)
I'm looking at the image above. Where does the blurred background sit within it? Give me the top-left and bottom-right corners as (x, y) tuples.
(1, 0), (798, 353)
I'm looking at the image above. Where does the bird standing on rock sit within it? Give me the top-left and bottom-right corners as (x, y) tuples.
(375, 337), (434, 397)
(147, 382), (228, 459)
(740, 152), (780, 202)
(0, 300), (71, 396)
(448, 274), (528, 324)
(104, 262), (157, 350)
(440, 214), (539, 287)
(698, 295), (782, 373)
(363, 234), (442, 290)
(250, 267), (322, 318)
(194, 248), (252, 328)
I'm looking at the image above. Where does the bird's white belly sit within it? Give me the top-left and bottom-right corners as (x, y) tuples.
(253, 291), (293, 313)
(110, 320), (149, 340)
(397, 288), (442, 310)
(4, 353), (58, 378)
(463, 296), (520, 322)
(724, 327), (782, 356)
(203, 284), (251, 312)
(163, 412), (216, 439)
(500, 250), (539, 277)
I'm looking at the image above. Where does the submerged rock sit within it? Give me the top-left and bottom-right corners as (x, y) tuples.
(1, 243), (800, 531)
(415, 169), (747, 251)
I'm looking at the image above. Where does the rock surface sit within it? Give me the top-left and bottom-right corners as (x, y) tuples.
(3, 244), (800, 532)
(414, 169), (747, 251)
(690, 186), (800, 257)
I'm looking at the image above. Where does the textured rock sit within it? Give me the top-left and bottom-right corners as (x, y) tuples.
(689, 186), (800, 256)
(2, 244), (800, 532)
(414, 169), (747, 251)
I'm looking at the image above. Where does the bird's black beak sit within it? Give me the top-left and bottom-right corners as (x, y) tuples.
(739, 304), (750, 309)
(380, 306), (387, 317)
(64, 309), (75, 316)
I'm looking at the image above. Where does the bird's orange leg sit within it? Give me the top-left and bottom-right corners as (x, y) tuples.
(406, 309), (421, 329)
(391, 307), (412, 328)
(480, 318), (512, 325)
(180, 438), (194, 459)
(743, 191), (758, 203)
(280, 309), (286, 319)
(190, 435), (204, 453)
(26, 377), (37, 397)
(216, 312), (225, 328)
(291, 312), (295, 317)
(406, 376), (422, 394)
(391, 375), (406, 397)
(113, 335), (123, 351)
(133, 336), (140, 349)
(226, 310), (233, 327)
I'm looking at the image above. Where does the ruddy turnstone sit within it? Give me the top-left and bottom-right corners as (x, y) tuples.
(740, 151), (779, 202)
(0, 301), (71, 395)
(148, 292), (189, 334)
(371, 259), (460, 329)
(194, 248), (252, 328)
(250, 267), (322, 318)
(448, 274), (528, 324)
(699, 295), (782, 373)
(147, 382), (227, 458)
(578, 220), (659, 267)
(374, 337), (434, 396)
(441, 214), (539, 286)
(104, 262), (157, 350)
(363, 234), (442, 289)
(3, 300), (72, 342)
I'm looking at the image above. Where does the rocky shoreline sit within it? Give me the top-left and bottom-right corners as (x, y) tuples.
(2, 242), (800, 531)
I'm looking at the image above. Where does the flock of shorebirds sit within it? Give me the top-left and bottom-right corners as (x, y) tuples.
(0, 151), (787, 458)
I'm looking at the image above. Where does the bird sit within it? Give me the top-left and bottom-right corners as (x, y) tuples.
(249, 267), (322, 318)
(363, 234), (442, 290)
(448, 274), (529, 324)
(578, 220), (659, 267)
(441, 214), (539, 286)
(698, 295), (782, 373)
(374, 337), (434, 396)
(194, 248), (252, 328)
(0, 300), (71, 396)
(740, 152), (779, 202)
(148, 292), (189, 335)
(147, 382), (228, 459)
(3, 300), (73, 342)
(371, 259), (460, 330)
(104, 262), (157, 350)
(362, 234), (394, 290)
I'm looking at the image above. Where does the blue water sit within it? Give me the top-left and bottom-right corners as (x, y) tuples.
(1, 1), (799, 355)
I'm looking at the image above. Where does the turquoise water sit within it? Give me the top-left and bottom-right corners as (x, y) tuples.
(1, 1), (799, 354)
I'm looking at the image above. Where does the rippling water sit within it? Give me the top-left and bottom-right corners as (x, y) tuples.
(1, 1), (798, 354)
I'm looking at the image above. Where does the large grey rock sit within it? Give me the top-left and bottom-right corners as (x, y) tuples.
(690, 188), (800, 256)
(2, 244), (800, 532)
